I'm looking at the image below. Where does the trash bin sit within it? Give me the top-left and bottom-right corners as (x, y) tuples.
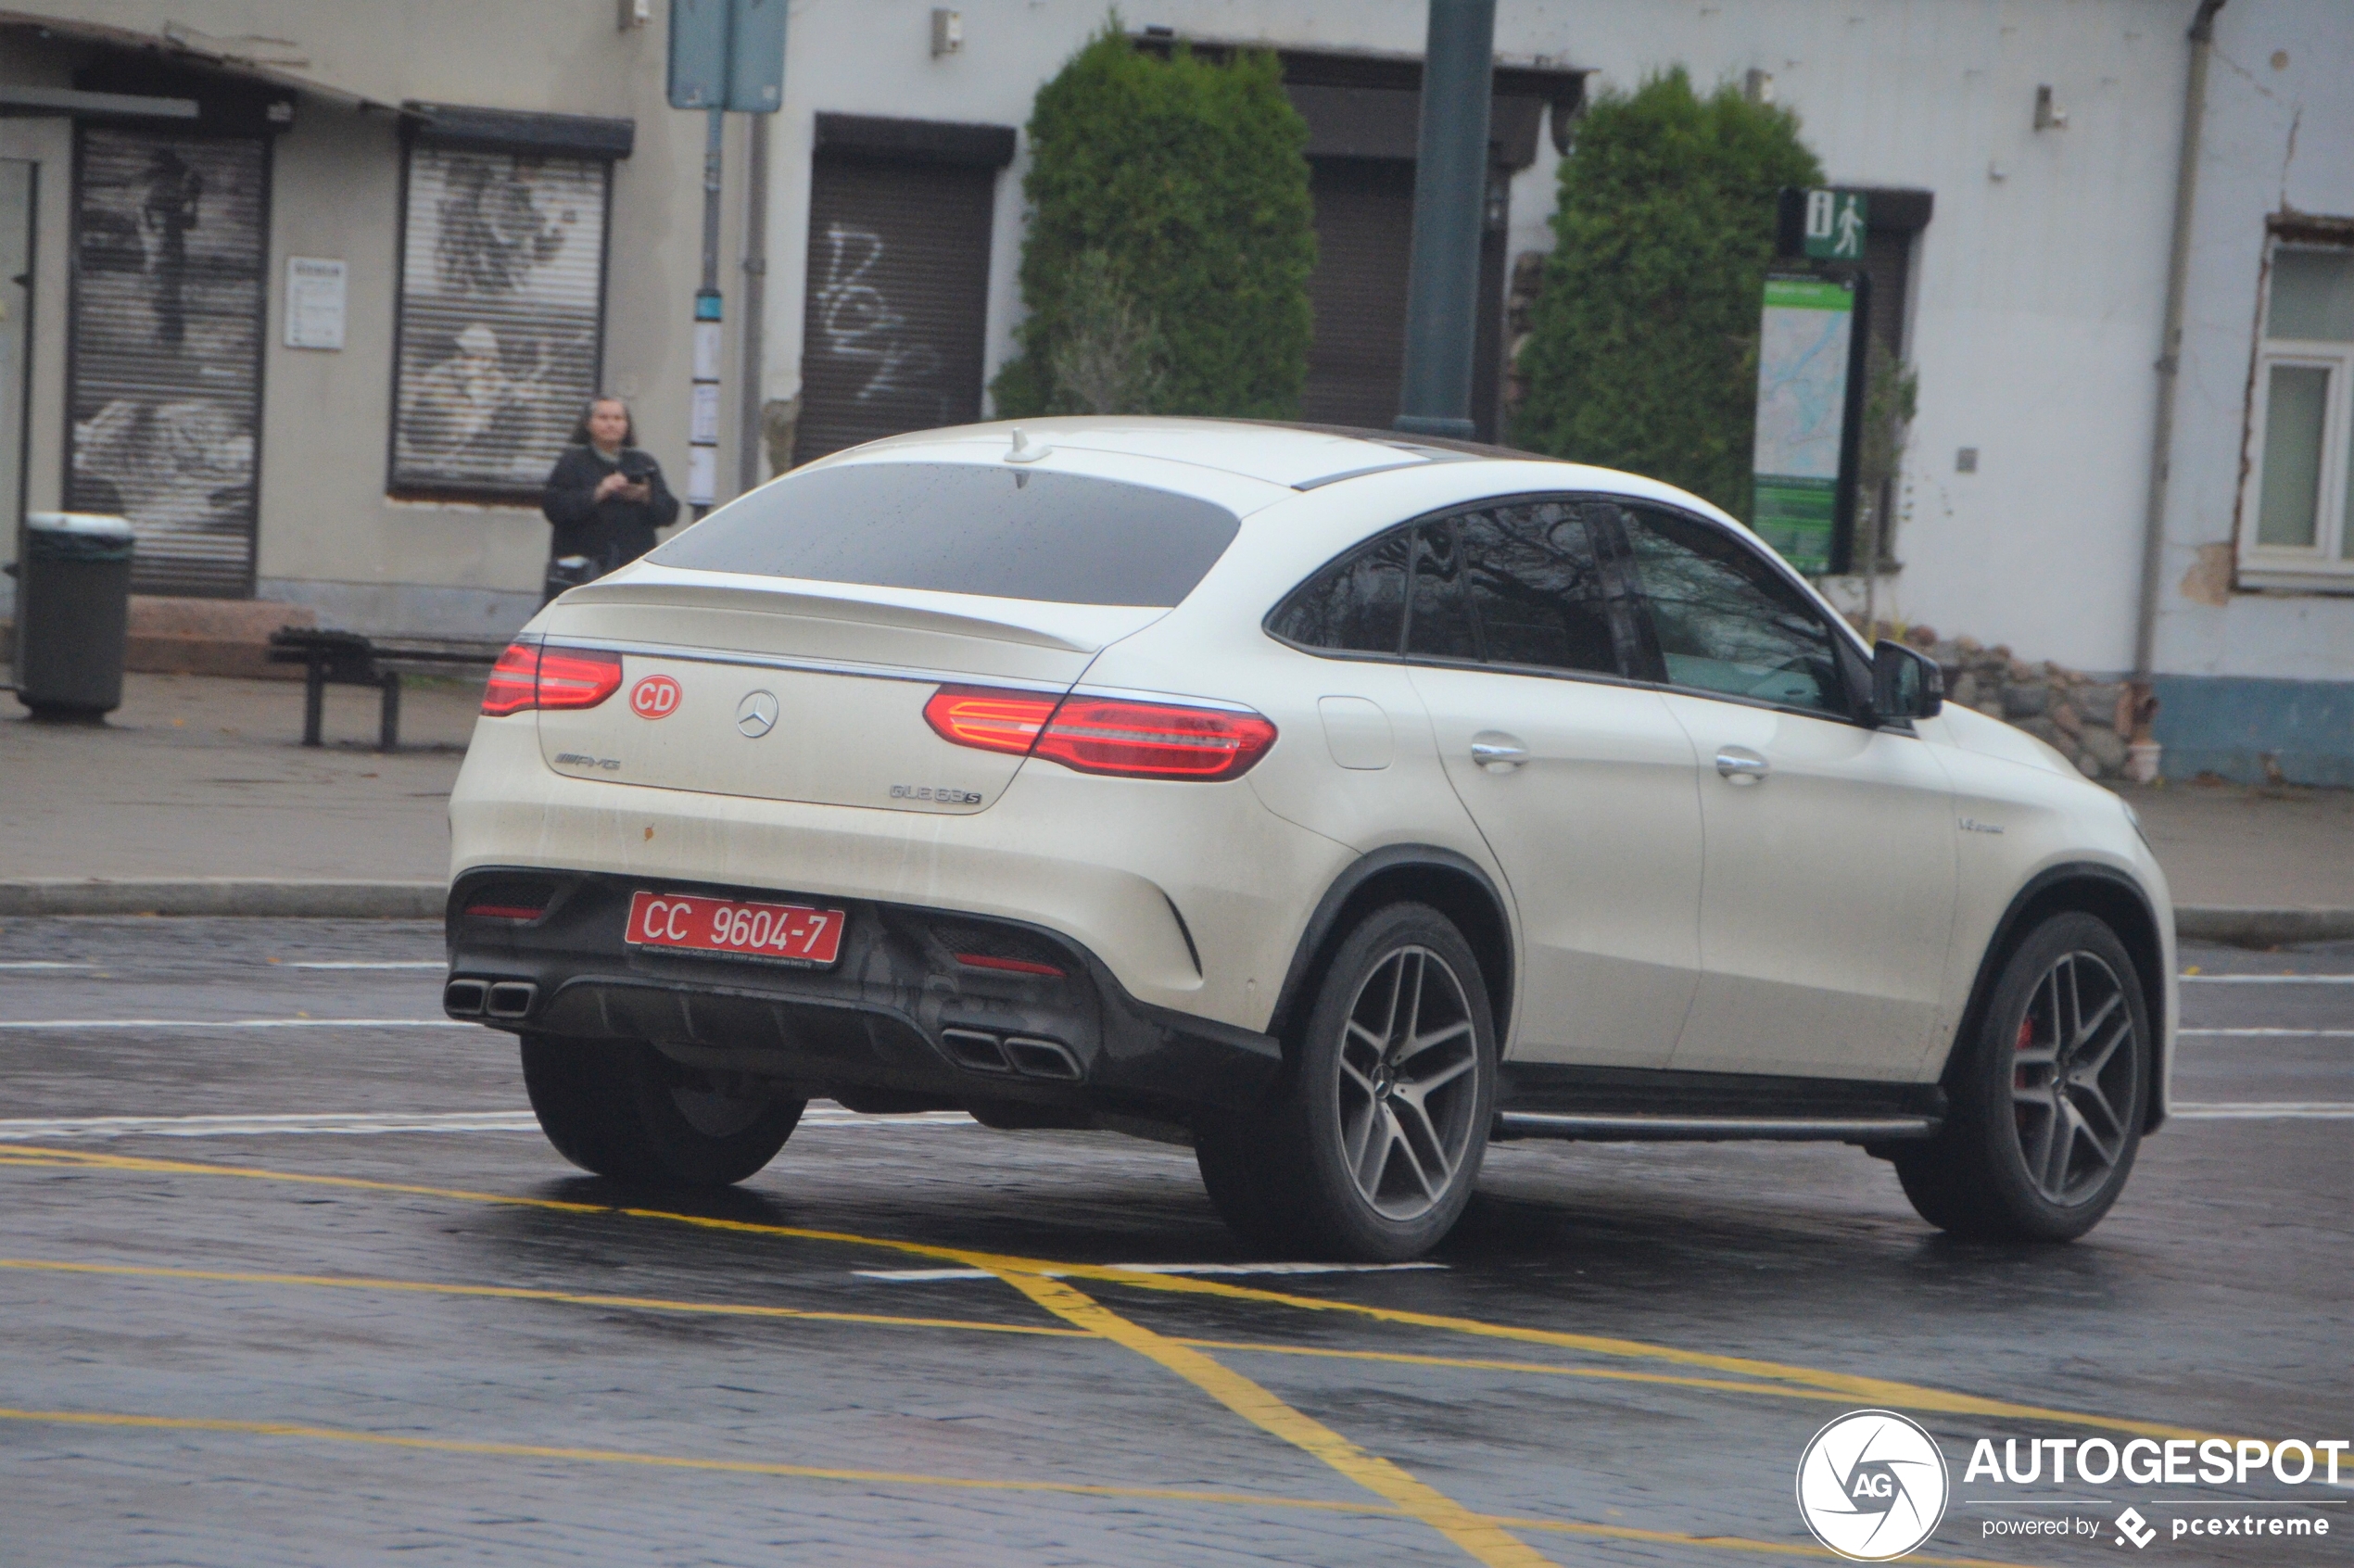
(10, 512), (135, 719)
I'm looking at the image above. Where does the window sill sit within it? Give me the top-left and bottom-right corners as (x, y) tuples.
(2234, 564), (2354, 596)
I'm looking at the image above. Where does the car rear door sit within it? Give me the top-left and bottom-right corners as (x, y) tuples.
(1402, 499), (1702, 1069)
(1607, 502), (1958, 1080)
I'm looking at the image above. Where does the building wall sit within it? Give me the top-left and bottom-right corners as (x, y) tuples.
(2145, 0), (2352, 783)
(4, 1), (2346, 786)
(2, 1), (748, 636)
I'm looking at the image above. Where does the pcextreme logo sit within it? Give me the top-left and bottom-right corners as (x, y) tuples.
(1796, 1410), (1952, 1562)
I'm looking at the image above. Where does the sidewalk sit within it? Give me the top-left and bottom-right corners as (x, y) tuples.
(4, 670), (2348, 932)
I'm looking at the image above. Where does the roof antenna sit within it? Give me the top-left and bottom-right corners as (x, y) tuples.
(1006, 427), (1051, 464)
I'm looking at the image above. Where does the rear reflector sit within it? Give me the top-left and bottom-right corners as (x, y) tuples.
(924, 686), (1275, 782)
(479, 643), (624, 716)
(955, 952), (1066, 979)
(464, 904), (547, 921)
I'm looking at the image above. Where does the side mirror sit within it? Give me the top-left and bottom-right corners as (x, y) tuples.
(1871, 639), (1943, 724)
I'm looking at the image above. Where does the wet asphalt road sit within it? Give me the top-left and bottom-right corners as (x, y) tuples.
(0, 917), (2346, 1567)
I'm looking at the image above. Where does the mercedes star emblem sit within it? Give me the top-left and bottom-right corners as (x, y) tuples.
(735, 689), (779, 739)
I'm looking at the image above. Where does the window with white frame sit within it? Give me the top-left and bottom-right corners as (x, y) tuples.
(2240, 242), (2354, 587)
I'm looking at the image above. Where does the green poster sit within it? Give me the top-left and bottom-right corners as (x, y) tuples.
(1751, 276), (1854, 573)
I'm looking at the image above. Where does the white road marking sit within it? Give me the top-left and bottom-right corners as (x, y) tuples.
(2181, 973), (2354, 984)
(0, 1018), (473, 1031)
(2169, 1102), (2354, 1120)
(0, 1111), (543, 1139)
(0, 1104), (975, 1141)
(287, 961), (446, 970)
(2179, 1028), (2354, 1037)
(0, 962), (95, 970)
(854, 1262), (1447, 1283)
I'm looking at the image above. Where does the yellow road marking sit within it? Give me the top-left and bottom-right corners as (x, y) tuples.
(0, 1254), (1857, 1407)
(0, 1143), (2235, 1445)
(989, 1268), (1558, 1568)
(0, 1258), (1088, 1340)
(0, 1407), (2035, 1568)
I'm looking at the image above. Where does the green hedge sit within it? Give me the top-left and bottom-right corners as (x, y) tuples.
(992, 29), (1316, 419)
(1512, 70), (1823, 517)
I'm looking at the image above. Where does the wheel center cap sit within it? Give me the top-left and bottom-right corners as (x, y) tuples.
(1373, 1068), (1395, 1099)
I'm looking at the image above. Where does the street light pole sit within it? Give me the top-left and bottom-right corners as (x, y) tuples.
(687, 105), (724, 514)
(1394, 0), (1496, 441)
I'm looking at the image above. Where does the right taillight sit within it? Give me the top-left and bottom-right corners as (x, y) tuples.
(479, 643), (623, 716)
(925, 686), (1276, 782)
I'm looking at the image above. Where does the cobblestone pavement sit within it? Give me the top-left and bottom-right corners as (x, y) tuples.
(0, 918), (2346, 1566)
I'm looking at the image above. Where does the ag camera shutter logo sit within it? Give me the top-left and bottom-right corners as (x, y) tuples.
(1796, 1410), (1951, 1561)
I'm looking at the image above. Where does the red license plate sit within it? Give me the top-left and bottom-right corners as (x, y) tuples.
(625, 891), (846, 967)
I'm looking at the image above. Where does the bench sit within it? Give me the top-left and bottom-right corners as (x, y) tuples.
(267, 628), (508, 751)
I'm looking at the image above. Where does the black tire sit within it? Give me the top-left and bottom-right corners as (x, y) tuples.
(520, 1034), (804, 1189)
(1196, 903), (1497, 1261)
(1893, 911), (2150, 1242)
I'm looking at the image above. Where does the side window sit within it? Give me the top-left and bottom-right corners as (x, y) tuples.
(1405, 521), (1480, 661)
(1617, 505), (1851, 717)
(1266, 527), (1411, 653)
(1458, 501), (1618, 676)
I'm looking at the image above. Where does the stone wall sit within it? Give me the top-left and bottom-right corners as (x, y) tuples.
(1900, 626), (2133, 779)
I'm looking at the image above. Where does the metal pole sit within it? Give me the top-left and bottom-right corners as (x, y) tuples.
(2125, 0), (2226, 777)
(1394, 0), (1496, 441)
(737, 110), (769, 493)
(686, 105), (725, 512)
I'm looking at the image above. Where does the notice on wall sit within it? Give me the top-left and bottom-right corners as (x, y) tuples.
(284, 257), (347, 349)
(1751, 275), (1855, 573)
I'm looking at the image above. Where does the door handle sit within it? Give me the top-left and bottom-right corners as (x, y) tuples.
(1470, 733), (1529, 772)
(1715, 747), (1769, 785)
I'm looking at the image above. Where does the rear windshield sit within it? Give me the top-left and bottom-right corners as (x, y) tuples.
(650, 462), (1243, 607)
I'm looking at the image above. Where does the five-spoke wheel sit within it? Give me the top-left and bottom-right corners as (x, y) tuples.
(1196, 903), (1496, 1260)
(1893, 911), (2148, 1241)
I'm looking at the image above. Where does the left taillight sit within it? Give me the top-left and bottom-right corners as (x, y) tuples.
(924, 686), (1276, 782)
(479, 642), (623, 716)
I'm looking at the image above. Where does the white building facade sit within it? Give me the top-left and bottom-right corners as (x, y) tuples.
(1, 1), (2346, 780)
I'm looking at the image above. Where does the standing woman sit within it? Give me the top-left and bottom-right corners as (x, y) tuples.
(539, 396), (678, 601)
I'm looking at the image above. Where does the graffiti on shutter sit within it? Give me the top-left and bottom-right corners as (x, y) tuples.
(390, 147), (606, 497)
(793, 154), (994, 466)
(67, 128), (268, 597)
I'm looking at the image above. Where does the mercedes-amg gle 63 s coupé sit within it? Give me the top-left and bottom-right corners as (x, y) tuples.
(446, 419), (2174, 1260)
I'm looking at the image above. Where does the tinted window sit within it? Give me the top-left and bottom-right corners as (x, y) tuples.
(1266, 527), (1411, 652)
(1619, 506), (1850, 716)
(1459, 502), (1617, 676)
(1406, 521), (1479, 660)
(651, 462), (1241, 607)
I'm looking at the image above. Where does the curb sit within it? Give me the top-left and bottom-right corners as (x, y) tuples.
(2175, 905), (2354, 948)
(0, 879), (446, 918)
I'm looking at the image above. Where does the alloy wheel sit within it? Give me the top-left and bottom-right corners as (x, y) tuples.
(1333, 945), (1481, 1221)
(2007, 950), (2141, 1206)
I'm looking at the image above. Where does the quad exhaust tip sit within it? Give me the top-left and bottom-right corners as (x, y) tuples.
(445, 977), (538, 1020)
(939, 1028), (1082, 1081)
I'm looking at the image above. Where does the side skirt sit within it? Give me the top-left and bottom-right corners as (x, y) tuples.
(1492, 1063), (1944, 1144)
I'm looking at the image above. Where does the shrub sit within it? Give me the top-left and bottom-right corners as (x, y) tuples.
(1512, 69), (1823, 518)
(993, 28), (1315, 420)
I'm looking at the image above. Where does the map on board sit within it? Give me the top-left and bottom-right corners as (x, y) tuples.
(1751, 276), (1856, 573)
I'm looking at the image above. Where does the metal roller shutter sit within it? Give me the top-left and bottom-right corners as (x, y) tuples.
(1301, 157), (1508, 442)
(390, 146), (609, 499)
(67, 127), (269, 598)
(793, 151), (996, 466)
(1300, 158), (1415, 432)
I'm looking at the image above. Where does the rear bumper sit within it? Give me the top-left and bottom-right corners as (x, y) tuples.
(445, 867), (1283, 1119)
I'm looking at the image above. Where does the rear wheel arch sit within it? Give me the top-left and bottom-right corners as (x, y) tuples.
(1268, 846), (1514, 1052)
(1943, 865), (2170, 1132)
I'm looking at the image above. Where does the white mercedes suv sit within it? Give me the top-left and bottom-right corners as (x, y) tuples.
(445, 418), (2174, 1259)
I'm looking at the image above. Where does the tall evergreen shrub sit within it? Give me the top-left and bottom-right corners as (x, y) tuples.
(1512, 70), (1823, 517)
(993, 28), (1315, 419)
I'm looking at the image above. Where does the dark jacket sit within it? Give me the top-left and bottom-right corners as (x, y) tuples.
(540, 444), (679, 571)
